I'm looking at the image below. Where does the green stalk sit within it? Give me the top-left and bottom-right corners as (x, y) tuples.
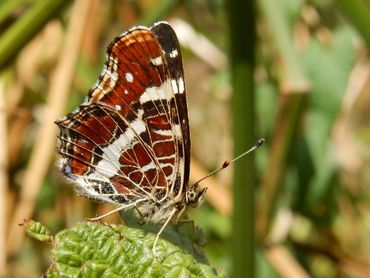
(337, 0), (370, 50)
(227, 0), (256, 277)
(0, 0), (25, 25)
(0, 0), (71, 70)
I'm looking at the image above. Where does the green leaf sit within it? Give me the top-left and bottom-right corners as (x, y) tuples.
(28, 221), (219, 277)
(22, 219), (53, 243)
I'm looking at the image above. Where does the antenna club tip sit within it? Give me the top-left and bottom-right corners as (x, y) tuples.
(256, 138), (265, 147)
(222, 160), (231, 168)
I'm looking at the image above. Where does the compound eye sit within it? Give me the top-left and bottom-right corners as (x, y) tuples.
(188, 191), (196, 202)
(186, 189), (198, 204)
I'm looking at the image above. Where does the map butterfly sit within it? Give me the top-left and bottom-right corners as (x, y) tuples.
(55, 21), (264, 254)
(55, 21), (206, 253)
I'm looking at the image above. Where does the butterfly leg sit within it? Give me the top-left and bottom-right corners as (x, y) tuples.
(87, 206), (128, 221)
(152, 208), (178, 257)
(87, 200), (145, 221)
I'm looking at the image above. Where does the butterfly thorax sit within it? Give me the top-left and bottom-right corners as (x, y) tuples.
(135, 184), (207, 224)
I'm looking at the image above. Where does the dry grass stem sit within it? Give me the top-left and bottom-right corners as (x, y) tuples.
(257, 93), (307, 239)
(6, 0), (94, 256)
(342, 60), (370, 111)
(0, 82), (8, 275)
(265, 244), (310, 278)
(332, 60), (370, 173)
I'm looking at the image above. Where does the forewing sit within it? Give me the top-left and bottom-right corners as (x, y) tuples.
(55, 22), (190, 204)
(150, 22), (190, 199)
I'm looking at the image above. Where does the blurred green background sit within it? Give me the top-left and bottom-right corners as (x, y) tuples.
(1, 0), (370, 277)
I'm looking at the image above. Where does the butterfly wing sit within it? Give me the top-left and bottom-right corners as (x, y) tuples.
(55, 22), (190, 205)
(150, 22), (190, 200)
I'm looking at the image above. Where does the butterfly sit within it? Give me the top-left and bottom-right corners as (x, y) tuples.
(55, 21), (207, 254)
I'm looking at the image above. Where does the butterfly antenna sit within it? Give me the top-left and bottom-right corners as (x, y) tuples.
(192, 138), (265, 186)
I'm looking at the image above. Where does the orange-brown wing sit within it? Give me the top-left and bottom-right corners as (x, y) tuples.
(55, 22), (190, 205)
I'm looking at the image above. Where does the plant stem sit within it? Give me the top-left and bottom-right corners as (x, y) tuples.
(0, 0), (71, 70)
(0, 0), (24, 26)
(337, 0), (370, 50)
(227, 0), (256, 277)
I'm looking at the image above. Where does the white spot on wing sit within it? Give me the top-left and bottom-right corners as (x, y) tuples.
(169, 49), (178, 58)
(154, 129), (173, 136)
(171, 79), (179, 94)
(115, 105), (121, 111)
(173, 123), (182, 139)
(178, 77), (185, 94)
(125, 72), (134, 82)
(150, 56), (163, 66)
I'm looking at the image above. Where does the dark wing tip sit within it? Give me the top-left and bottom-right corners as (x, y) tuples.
(150, 22), (179, 54)
(255, 138), (265, 148)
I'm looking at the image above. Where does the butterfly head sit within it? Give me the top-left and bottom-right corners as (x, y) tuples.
(185, 185), (207, 208)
